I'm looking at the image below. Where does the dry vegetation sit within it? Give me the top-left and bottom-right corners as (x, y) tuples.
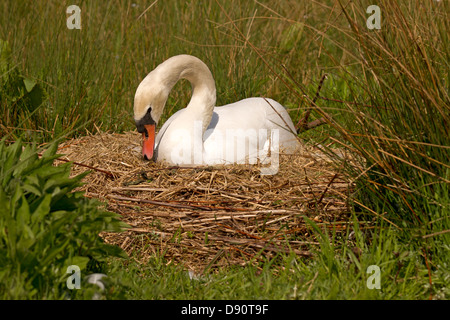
(57, 131), (357, 273)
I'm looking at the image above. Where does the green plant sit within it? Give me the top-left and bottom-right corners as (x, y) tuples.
(328, 0), (449, 234)
(0, 139), (128, 299)
(0, 39), (47, 136)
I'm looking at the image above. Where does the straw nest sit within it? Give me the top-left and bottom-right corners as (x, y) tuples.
(57, 131), (355, 273)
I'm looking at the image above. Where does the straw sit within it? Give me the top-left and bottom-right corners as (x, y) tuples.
(57, 131), (355, 273)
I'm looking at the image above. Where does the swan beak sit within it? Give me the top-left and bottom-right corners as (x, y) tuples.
(142, 124), (156, 160)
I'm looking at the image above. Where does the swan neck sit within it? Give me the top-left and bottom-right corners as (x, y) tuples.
(134, 55), (216, 133)
(166, 57), (216, 133)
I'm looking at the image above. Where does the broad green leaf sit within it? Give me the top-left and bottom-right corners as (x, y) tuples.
(40, 238), (70, 266)
(25, 81), (46, 110)
(30, 193), (51, 223)
(97, 243), (128, 259)
(1, 140), (22, 187)
(10, 184), (23, 217)
(22, 183), (43, 197)
(23, 78), (36, 93)
(64, 256), (90, 271)
(16, 194), (30, 227)
(41, 142), (58, 159)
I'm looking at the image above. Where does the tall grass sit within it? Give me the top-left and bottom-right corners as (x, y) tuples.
(325, 1), (449, 233)
(0, 1), (348, 141)
(306, 0), (449, 297)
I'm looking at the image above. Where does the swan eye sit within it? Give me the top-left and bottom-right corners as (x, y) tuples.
(135, 107), (155, 134)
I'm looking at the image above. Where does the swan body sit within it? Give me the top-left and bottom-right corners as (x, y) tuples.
(134, 55), (300, 167)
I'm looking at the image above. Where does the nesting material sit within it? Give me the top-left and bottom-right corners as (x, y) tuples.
(57, 131), (354, 273)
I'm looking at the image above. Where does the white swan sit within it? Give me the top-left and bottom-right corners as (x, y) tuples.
(134, 55), (300, 167)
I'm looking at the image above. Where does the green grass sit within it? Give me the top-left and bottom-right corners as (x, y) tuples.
(79, 220), (445, 300)
(0, 0), (350, 142)
(0, 0), (448, 299)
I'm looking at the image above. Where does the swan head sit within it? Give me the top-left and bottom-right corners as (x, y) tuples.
(134, 75), (170, 160)
(133, 55), (216, 161)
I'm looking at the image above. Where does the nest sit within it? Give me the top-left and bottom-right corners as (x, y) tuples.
(57, 131), (354, 274)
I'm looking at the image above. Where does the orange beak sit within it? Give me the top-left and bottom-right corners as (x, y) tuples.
(142, 124), (156, 160)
